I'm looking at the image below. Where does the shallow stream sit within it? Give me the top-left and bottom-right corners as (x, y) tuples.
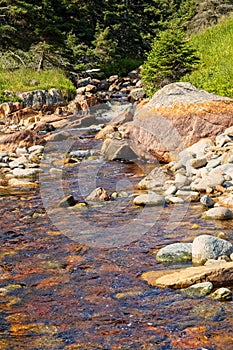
(0, 125), (233, 349)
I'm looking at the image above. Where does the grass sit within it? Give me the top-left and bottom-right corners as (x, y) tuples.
(0, 68), (76, 103)
(181, 15), (233, 98)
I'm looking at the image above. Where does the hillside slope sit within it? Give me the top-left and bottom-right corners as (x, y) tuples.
(182, 14), (233, 98)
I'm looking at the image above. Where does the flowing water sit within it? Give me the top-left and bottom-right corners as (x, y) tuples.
(0, 124), (233, 349)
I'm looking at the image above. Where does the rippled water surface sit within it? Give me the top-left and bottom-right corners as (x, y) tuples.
(0, 128), (233, 349)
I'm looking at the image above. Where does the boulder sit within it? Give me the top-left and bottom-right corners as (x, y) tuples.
(133, 193), (165, 206)
(141, 261), (233, 289)
(202, 207), (233, 220)
(59, 195), (77, 208)
(190, 157), (207, 169)
(113, 83), (233, 162)
(192, 234), (233, 264)
(155, 243), (192, 263)
(17, 88), (65, 110)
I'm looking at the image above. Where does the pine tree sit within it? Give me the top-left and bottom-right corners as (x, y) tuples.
(141, 24), (200, 96)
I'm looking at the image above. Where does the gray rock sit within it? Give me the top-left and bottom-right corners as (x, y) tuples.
(209, 287), (232, 301)
(203, 207), (233, 220)
(129, 88), (145, 101)
(102, 139), (138, 161)
(133, 193), (165, 206)
(147, 82), (231, 109)
(200, 195), (215, 208)
(138, 167), (167, 190)
(17, 88), (64, 109)
(59, 195), (77, 208)
(181, 282), (213, 297)
(156, 243), (192, 263)
(192, 234), (233, 264)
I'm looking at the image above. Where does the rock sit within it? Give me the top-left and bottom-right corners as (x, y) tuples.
(181, 282), (213, 297)
(190, 157), (207, 169)
(133, 193), (165, 206)
(0, 129), (45, 152)
(175, 190), (199, 202)
(12, 168), (40, 178)
(0, 101), (22, 117)
(17, 88), (65, 110)
(165, 196), (184, 204)
(191, 172), (225, 192)
(164, 185), (177, 196)
(86, 187), (110, 201)
(206, 158), (221, 169)
(114, 83), (233, 162)
(155, 243), (192, 263)
(202, 207), (233, 220)
(102, 138), (138, 161)
(192, 234), (233, 264)
(58, 195), (77, 208)
(138, 167), (167, 190)
(200, 195), (215, 208)
(141, 261), (233, 289)
(8, 178), (38, 188)
(129, 88), (145, 101)
(215, 134), (232, 147)
(209, 287), (232, 301)
(28, 145), (44, 154)
(175, 173), (190, 187)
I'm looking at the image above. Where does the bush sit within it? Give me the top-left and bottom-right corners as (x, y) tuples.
(141, 26), (199, 97)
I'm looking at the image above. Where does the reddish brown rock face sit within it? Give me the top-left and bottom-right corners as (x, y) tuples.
(121, 100), (233, 163)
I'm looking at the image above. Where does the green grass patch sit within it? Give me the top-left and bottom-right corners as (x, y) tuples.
(0, 68), (76, 103)
(181, 15), (233, 97)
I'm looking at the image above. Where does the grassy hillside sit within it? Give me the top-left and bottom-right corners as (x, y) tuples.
(0, 68), (76, 103)
(182, 14), (233, 97)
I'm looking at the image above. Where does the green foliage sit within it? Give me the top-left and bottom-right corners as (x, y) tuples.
(0, 68), (76, 102)
(141, 25), (200, 96)
(181, 15), (233, 97)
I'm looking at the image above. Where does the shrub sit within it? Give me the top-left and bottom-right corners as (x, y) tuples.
(141, 25), (200, 97)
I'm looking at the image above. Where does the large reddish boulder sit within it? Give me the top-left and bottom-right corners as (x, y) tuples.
(99, 82), (233, 162)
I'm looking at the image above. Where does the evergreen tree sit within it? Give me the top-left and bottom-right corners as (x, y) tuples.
(141, 24), (200, 96)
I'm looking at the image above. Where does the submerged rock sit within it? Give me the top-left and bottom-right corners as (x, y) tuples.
(181, 282), (213, 297)
(155, 243), (192, 263)
(141, 262), (233, 289)
(209, 287), (232, 301)
(86, 187), (110, 201)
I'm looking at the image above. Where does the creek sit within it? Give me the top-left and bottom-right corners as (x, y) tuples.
(0, 107), (233, 349)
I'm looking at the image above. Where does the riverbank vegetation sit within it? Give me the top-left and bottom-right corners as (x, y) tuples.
(0, 0), (233, 100)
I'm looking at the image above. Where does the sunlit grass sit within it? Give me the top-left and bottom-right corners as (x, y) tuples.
(0, 68), (76, 102)
(182, 15), (233, 97)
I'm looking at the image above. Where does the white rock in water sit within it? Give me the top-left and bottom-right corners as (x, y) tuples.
(209, 287), (232, 301)
(203, 207), (233, 220)
(133, 193), (165, 206)
(192, 234), (233, 264)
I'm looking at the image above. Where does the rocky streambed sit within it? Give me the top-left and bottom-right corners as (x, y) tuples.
(0, 81), (233, 348)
